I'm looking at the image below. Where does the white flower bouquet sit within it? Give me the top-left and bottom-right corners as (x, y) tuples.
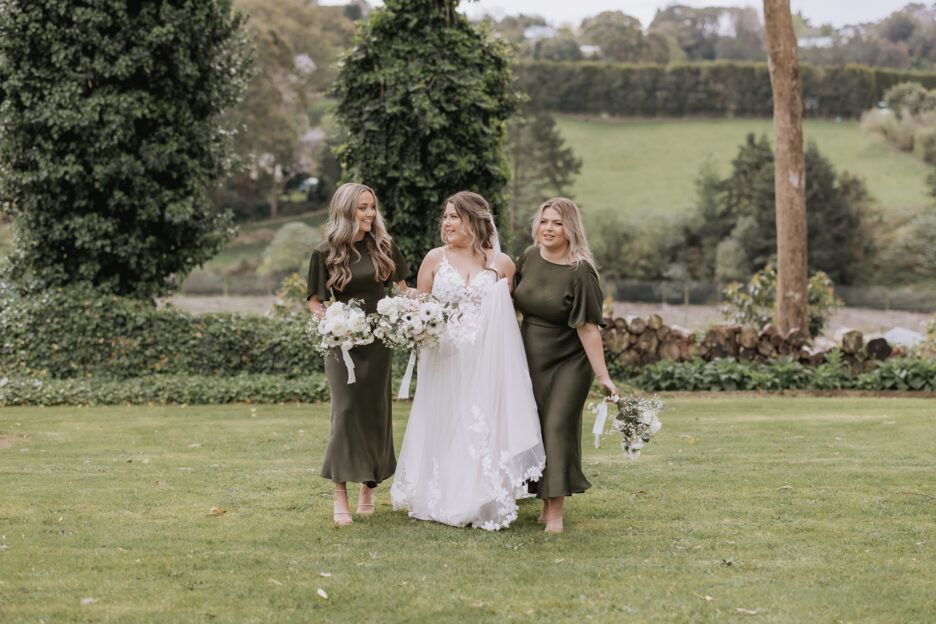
(372, 291), (459, 398)
(372, 292), (457, 351)
(590, 394), (664, 459)
(307, 298), (373, 383)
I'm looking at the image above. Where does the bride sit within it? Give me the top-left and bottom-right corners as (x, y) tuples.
(390, 191), (545, 530)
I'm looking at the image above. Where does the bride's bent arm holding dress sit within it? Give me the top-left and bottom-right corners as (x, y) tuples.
(306, 182), (409, 526)
(513, 197), (618, 533)
(390, 191), (544, 531)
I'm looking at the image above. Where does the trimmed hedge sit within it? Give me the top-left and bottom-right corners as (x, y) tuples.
(0, 288), (323, 379)
(0, 374), (330, 406)
(631, 356), (936, 392)
(515, 61), (936, 119)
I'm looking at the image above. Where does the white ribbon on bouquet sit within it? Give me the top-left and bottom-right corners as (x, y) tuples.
(592, 398), (609, 448)
(397, 351), (417, 399)
(340, 343), (356, 384)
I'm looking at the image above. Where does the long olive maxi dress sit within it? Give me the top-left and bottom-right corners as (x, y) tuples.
(513, 246), (605, 499)
(307, 239), (409, 487)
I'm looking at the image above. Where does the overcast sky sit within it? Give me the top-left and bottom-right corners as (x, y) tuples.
(322, 1), (911, 29)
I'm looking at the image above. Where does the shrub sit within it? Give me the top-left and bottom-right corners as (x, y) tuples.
(0, 288), (323, 379)
(854, 358), (936, 391)
(629, 356), (936, 392)
(721, 265), (843, 338)
(514, 61), (936, 119)
(0, 374), (329, 407)
(259, 223), (322, 276)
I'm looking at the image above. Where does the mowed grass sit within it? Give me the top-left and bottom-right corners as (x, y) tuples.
(557, 117), (933, 221)
(1, 398), (934, 622)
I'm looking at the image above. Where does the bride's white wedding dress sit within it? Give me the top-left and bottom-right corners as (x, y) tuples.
(390, 253), (545, 530)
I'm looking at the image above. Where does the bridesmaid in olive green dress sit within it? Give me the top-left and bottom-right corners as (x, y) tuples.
(513, 197), (618, 533)
(307, 183), (409, 526)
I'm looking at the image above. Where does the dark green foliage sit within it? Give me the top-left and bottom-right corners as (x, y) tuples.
(0, 288), (323, 379)
(0, 374), (330, 406)
(331, 0), (519, 262)
(680, 134), (876, 285)
(505, 104), (582, 254)
(628, 356), (936, 392)
(534, 37), (582, 62)
(0, 0), (252, 298)
(514, 61), (936, 119)
(855, 358), (936, 391)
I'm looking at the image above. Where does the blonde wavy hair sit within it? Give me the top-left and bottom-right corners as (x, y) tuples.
(440, 191), (497, 267)
(324, 183), (396, 292)
(531, 197), (597, 271)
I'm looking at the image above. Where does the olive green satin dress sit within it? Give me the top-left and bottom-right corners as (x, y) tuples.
(307, 239), (409, 487)
(513, 246), (605, 499)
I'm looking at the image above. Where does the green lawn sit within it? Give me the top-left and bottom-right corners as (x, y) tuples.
(557, 117), (933, 222)
(1, 397), (934, 622)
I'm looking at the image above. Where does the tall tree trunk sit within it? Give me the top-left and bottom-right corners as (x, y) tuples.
(764, 0), (808, 334)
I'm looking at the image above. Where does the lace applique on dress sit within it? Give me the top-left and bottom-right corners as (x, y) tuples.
(431, 254), (497, 346)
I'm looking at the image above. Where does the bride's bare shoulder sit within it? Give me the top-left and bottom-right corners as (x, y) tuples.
(420, 246), (446, 270)
(494, 251), (515, 272)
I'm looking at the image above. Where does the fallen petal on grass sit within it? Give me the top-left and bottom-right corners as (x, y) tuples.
(395, 581), (408, 587)
(80, 598), (99, 605)
(736, 607), (759, 615)
(319, 572), (332, 578)
(776, 485), (793, 490)
(268, 578), (282, 586)
(316, 588), (328, 600)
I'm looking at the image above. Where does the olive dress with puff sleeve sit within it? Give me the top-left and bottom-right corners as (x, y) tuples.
(307, 239), (409, 487)
(513, 246), (605, 499)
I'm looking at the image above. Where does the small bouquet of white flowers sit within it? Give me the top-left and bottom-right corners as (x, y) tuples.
(372, 291), (459, 398)
(590, 394), (664, 459)
(307, 298), (373, 384)
(372, 293), (450, 349)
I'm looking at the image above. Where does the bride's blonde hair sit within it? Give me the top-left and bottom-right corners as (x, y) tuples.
(531, 197), (597, 271)
(324, 183), (396, 292)
(440, 191), (497, 265)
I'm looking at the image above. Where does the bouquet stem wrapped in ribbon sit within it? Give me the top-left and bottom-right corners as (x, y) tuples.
(307, 299), (373, 384)
(372, 291), (460, 398)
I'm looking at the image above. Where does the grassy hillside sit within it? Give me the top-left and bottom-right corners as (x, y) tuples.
(555, 117), (932, 221)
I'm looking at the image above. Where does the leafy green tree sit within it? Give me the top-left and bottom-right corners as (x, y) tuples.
(534, 36), (582, 62)
(0, 0), (252, 299)
(580, 11), (649, 63)
(331, 0), (520, 262)
(228, 0), (355, 217)
(681, 134), (876, 285)
(505, 105), (582, 255)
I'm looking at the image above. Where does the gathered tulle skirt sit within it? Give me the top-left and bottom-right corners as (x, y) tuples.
(390, 279), (545, 530)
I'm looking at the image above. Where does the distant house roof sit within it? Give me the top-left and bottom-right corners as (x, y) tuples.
(797, 36), (836, 48)
(523, 24), (557, 42)
(580, 44), (601, 57)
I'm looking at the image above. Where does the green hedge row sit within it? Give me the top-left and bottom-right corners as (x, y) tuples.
(630, 356), (936, 392)
(515, 61), (936, 118)
(0, 288), (323, 378)
(0, 374), (330, 406)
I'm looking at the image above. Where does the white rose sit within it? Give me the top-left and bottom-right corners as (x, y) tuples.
(377, 297), (394, 315)
(330, 318), (349, 335)
(325, 302), (344, 319)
